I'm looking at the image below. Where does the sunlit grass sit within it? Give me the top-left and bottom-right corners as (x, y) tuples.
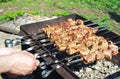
(0, 0), (120, 34)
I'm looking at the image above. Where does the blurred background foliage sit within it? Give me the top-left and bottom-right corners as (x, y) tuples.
(0, 0), (120, 34)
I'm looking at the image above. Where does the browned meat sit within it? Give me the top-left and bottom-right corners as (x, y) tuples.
(108, 41), (119, 55)
(96, 50), (105, 60)
(83, 53), (96, 64)
(42, 18), (119, 64)
(103, 49), (112, 60)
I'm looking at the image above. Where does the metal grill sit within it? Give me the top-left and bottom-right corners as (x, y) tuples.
(15, 14), (120, 79)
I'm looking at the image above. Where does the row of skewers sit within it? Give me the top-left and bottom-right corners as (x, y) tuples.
(42, 18), (119, 64)
(4, 18), (120, 78)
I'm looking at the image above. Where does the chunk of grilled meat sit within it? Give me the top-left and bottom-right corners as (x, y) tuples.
(42, 18), (119, 64)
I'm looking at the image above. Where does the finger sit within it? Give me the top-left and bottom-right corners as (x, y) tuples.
(0, 48), (17, 55)
(33, 66), (37, 71)
(28, 66), (37, 75)
(35, 60), (40, 66)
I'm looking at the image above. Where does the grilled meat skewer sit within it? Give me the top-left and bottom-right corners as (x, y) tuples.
(42, 18), (119, 64)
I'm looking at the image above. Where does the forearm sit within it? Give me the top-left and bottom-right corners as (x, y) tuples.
(0, 55), (13, 73)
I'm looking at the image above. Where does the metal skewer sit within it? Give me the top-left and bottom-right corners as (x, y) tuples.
(40, 65), (47, 70)
(94, 24), (107, 29)
(62, 54), (80, 61)
(85, 22), (98, 27)
(41, 65), (62, 78)
(26, 45), (38, 51)
(9, 39), (36, 46)
(113, 41), (120, 45)
(4, 39), (13, 47)
(39, 54), (81, 66)
(66, 58), (83, 66)
(39, 39), (50, 43)
(107, 36), (120, 40)
(39, 56), (83, 77)
(34, 52), (58, 59)
(97, 28), (107, 32)
(14, 38), (51, 46)
(16, 31), (44, 40)
(83, 18), (98, 23)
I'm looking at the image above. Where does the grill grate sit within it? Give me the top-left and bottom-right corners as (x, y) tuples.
(19, 14), (120, 79)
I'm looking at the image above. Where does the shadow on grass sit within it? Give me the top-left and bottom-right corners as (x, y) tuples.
(0, 0), (12, 2)
(108, 12), (120, 23)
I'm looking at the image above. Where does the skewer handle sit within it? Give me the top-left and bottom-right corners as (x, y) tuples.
(4, 39), (13, 47)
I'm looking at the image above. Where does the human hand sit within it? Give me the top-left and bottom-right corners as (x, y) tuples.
(0, 47), (16, 56)
(7, 51), (40, 76)
(0, 47), (17, 77)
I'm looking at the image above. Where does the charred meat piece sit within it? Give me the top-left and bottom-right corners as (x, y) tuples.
(42, 18), (119, 64)
(83, 53), (96, 64)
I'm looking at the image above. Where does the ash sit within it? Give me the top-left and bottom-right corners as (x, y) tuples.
(73, 59), (120, 79)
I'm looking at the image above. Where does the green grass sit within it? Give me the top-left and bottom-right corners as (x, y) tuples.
(0, 0), (119, 14)
(78, 0), (120, 12)
(0, 0), (120, 34)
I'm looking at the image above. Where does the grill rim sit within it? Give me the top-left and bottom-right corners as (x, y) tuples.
(19, 13), (120, 79)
